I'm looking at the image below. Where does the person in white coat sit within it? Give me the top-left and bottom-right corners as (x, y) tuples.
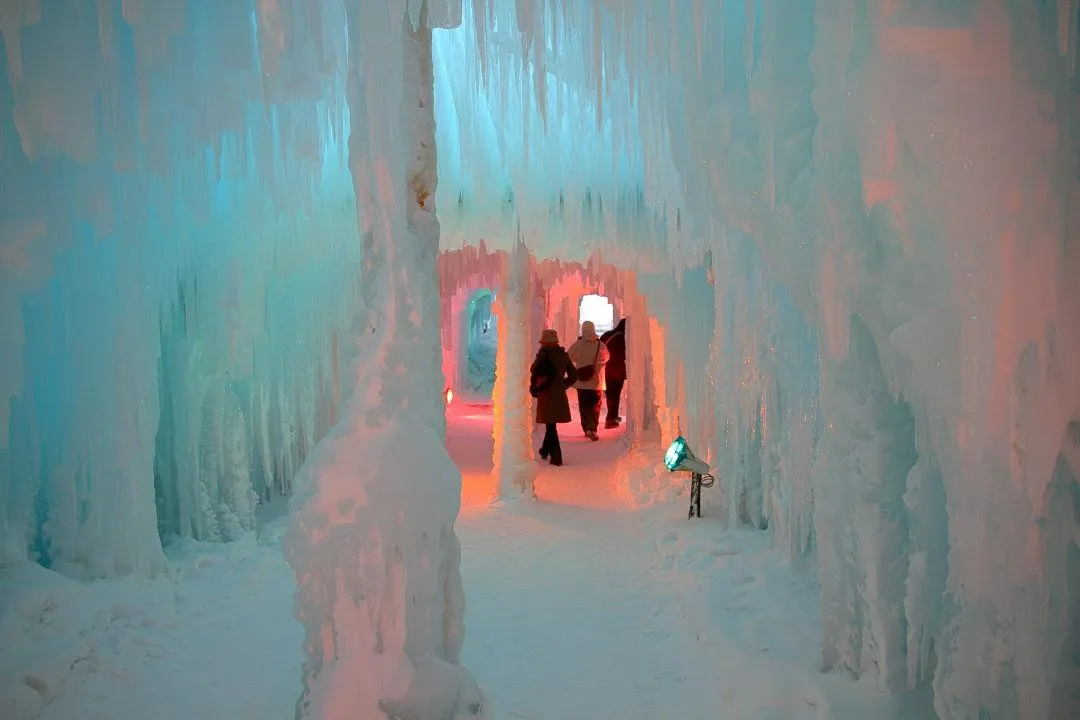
(567, 321), (610, 440)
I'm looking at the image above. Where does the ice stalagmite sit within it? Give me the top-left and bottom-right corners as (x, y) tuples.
(491, 237), (536, 500)
(285, 1), (484, 718)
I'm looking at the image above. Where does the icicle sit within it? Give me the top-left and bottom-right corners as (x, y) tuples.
(593, 0), (602, 133)
(475, 0), (489, 81)
(533, 2), (546, 128)
(407, 0), (422, 30)
(694, 0), (703, 76)
(743, 0), (755, 79)
(429, 0), (462, 29)
(0, 0), (40, 87)
(1059, 0), (1073, 58)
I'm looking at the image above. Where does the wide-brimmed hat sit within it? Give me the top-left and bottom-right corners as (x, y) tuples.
(539, 329), (559, 344)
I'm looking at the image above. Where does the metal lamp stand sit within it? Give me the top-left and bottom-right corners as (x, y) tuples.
(688, 472), (715, 519)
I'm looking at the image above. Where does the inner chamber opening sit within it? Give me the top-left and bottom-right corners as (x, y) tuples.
(462, 289), (498, 402)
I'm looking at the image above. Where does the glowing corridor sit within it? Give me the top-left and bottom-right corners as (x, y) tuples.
(1, 1), (1079, 719)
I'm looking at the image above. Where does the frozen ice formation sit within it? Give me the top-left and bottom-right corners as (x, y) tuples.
(1, 1), (1078, 718)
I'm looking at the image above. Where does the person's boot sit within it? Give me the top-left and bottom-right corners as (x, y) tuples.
(604, 420), (619, 429)
(550, 450), (563, 466)
(538, 443), (549, 459)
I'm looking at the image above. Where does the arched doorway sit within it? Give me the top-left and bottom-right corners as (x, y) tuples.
(461, 289), (498, 401)
(578, 293), (614, 334)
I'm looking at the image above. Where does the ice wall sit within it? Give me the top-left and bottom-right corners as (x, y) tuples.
(675, 3), (1079, 718)
(0, 0), (360, 575)
(436, 1), (1080, 718)
(658, 4), (1080, 718)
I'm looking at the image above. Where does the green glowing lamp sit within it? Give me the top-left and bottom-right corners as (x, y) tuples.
(664, 436), (710, 475)
(663, 436), (714, 518)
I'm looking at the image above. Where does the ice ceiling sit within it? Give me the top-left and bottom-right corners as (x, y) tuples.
(1, 1), (1080, 719)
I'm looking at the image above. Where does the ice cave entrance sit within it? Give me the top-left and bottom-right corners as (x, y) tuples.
(578, 294), (614, 334)
(462, 289), (498, 401)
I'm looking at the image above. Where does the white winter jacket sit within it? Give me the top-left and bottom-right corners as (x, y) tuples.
(568, 337), (609, 391)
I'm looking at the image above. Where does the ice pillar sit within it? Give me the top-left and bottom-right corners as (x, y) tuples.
(812, 317), (915, 693)
(491, 239), (536, 500)
(285, 2), (484, 718)
(620, 274), (659, 452)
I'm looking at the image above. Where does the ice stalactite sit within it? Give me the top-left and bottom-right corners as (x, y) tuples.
(1041, 421), (1080, 719)
(813, 316), (918, 692)
(285, 2), (484, 718)
(901, 411), (950, 693)
(491, 238), (536, 501)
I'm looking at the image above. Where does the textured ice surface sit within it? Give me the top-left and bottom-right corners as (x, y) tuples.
(1, 1), (1078, 718)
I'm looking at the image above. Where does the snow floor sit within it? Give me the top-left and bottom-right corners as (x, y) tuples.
(1, 403), (931, 719)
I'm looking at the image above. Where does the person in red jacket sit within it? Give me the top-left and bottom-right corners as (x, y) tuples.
(600, 317), (626, 429)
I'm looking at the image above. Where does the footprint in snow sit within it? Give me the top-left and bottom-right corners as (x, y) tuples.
(731, 572), (756, 587)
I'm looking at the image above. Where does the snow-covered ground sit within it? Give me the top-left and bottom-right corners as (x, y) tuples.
(1, 507), (303, 720)
(2, 403), (928, 719)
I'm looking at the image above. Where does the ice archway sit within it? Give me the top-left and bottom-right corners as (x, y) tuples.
(1, 1), (1079, 718)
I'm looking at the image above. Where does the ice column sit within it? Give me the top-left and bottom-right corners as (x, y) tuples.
(812, 317), (916, 692)
(620, 274), (660, 451)
(491, 238), (536, 500)
(285, 2), (484, 718)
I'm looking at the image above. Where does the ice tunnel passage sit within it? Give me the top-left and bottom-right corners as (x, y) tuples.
(439, 240), (655, 503)
(2, 1), (1080, 719)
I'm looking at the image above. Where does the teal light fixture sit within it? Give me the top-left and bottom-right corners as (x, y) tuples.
(663, 436), (715, 518)
(664, 436), (710, 475)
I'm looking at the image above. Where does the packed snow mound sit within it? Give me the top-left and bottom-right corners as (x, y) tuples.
(286, 414), (479, 719)
(0, 529), (302, 720)
(0, 563), (96, 720)
(379, 654), (488, 720)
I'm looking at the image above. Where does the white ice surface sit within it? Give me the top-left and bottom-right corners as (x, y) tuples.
(4, 403), (929, 719)
(2, 504), (303, 720)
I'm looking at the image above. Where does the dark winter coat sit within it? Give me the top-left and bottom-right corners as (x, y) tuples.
(600, 318), (627, 382)
(530, 345), (577, 424)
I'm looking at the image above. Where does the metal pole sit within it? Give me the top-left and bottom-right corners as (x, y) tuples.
(689, 472), (702, 518)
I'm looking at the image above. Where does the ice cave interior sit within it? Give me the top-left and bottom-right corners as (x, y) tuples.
(2, 0), (1080, 719)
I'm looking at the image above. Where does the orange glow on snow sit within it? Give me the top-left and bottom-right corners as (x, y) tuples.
(446, 402), (635, 513)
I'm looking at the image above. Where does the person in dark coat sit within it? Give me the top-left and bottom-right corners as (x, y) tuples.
(600, 317), (626, 429)
(529, 329), (577, 466)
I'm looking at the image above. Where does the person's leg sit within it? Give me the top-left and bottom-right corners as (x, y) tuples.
(547, 423), (560, 455)
(585, 390), (601, 435)
(549, 423), (563, 465)
(605, 379), (624, 426)
(576, 389), (589, 434)
(539, 423), (551, 459)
